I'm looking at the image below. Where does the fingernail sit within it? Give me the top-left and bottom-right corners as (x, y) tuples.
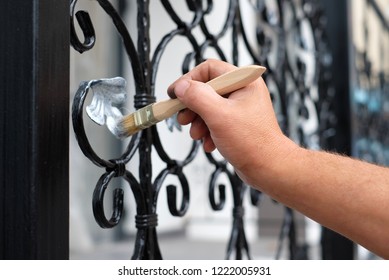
(173, 80), (190, 98)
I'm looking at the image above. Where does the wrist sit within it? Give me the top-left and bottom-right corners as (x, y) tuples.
(237, 135), (302, 190)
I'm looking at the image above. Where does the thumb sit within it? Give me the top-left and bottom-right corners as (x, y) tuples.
(172, 79), (226, 121)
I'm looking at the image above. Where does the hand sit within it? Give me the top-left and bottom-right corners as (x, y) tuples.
(168, 60), (389, 259)
(167, 59), (298, 185)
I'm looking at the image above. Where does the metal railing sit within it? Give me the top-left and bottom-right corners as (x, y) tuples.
(70, 0), (336, 260)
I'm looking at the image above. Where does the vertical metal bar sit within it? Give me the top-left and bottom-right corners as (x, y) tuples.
(0, 0), (69, 259)
(318, 0), (354, 259)
(134, 0), (162, 259)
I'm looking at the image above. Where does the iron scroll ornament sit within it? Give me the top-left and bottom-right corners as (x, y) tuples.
(71, 0), (263, 260)
(71, 0), (335, 259)
(72, 77), (197, 259)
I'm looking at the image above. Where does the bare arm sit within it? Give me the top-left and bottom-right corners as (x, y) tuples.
(168, 59), (389, 259)
(252, 146), (389, 259)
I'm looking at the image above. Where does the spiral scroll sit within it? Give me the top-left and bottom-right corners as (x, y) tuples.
(71, 0), (335, 259)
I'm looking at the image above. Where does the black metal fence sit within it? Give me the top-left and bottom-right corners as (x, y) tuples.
(70, 0), (338, 260)
(1, 0), (388, 260)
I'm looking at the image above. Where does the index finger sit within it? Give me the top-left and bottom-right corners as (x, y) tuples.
(167, 59), (237, 99)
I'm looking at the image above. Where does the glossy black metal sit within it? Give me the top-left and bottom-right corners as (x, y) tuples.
(318, 0), (354, 259)
(206, 152), (260, 259)
(1, 0), (69, 259)
(71, 0), (336, 259)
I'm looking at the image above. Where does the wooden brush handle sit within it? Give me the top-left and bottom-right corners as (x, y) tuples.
(153, 65), (266, 121)
(206, 65), (266, 95)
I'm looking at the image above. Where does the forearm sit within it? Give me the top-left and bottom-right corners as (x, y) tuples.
(169, 59), (389, 258)
(242, 140), (389, 259)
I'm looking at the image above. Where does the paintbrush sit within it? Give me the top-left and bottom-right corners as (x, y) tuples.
(114, 65), (266, 138)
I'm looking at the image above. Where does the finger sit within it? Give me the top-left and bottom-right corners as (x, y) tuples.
(167, 59), (236, 98)
(177, 109), (197, 125)
(202, 133), (216, 153)
(189, 116), (209, 140)
(172, 79), (228, 127)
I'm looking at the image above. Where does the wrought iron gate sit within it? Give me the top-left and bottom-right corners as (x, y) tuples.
(70, 0), (336, 260)
(2, 0), (388, 260)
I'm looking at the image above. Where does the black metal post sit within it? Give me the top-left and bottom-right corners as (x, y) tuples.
(0, 1), (69, 259)
(70, 0), (350, 260)
(318, 0), (354, 259)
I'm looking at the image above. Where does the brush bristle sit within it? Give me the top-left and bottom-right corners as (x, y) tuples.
(114, 114), (141, 139)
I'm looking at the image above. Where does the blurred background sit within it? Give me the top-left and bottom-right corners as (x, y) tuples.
(69, 0), (389, 260)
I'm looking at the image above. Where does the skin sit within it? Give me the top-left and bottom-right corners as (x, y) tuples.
(167, 59), (389, 259)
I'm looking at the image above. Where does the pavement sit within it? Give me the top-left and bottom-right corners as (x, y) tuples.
(70, 231), (313, 260)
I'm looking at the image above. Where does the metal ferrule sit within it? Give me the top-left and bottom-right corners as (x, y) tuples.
(134, 103), (158, 129)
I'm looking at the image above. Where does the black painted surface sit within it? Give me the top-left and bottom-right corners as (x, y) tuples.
(0, 1), (69, 259)
(319, 0), (354, 259)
